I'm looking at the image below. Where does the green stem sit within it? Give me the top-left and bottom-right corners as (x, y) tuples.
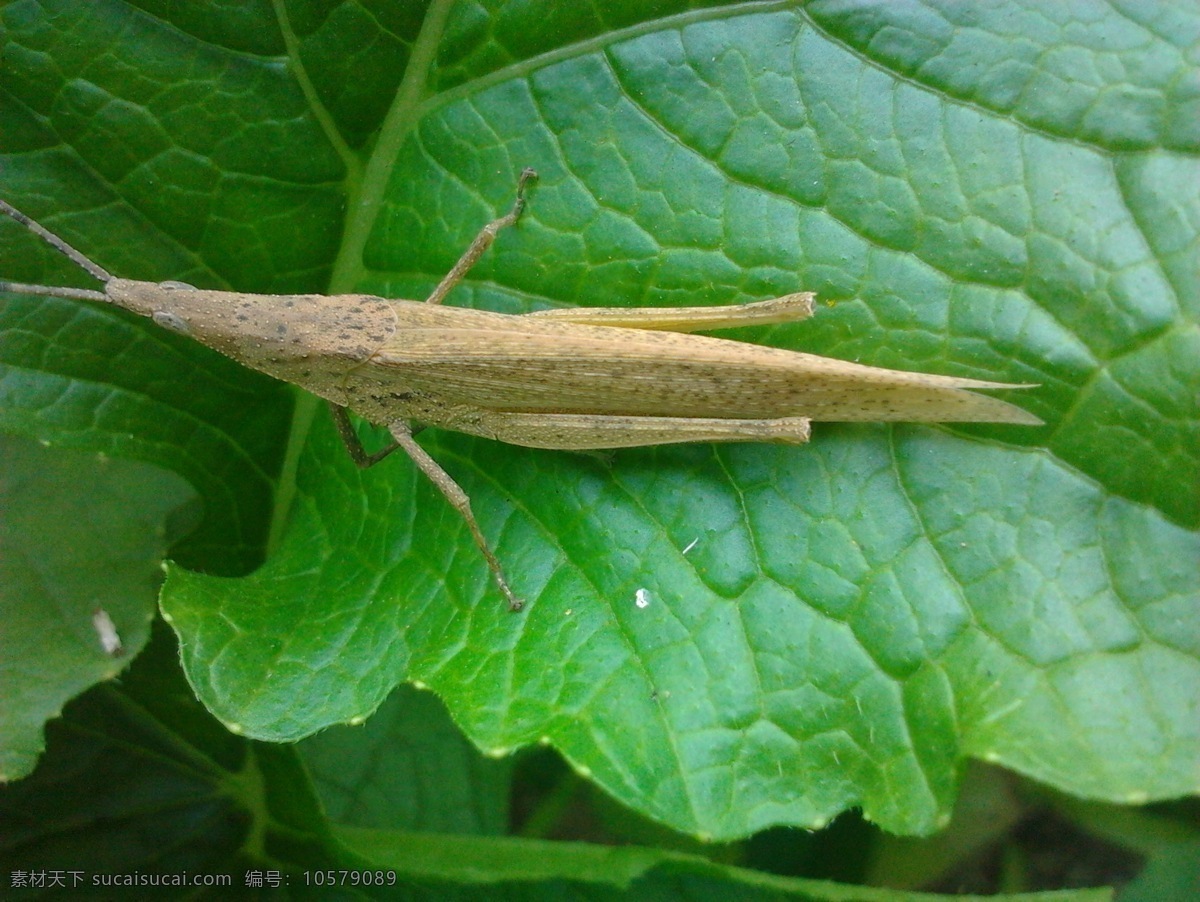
(329, 0), (458, 294)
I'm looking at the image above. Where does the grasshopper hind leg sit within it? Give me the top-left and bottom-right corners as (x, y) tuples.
(448, 410), (813, 450)
(521, 292), (816, 332)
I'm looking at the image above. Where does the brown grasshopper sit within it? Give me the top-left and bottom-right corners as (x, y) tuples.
(0, 170), (1039, 610)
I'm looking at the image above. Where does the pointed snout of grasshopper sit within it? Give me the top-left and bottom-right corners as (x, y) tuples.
(107, 279), (197, 327)
(104, 278), (399, 398)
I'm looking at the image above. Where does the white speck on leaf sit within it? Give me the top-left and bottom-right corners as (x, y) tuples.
(92, 608), (123, 657)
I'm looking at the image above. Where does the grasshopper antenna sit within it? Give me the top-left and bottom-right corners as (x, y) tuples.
(0, 199), (112, 302)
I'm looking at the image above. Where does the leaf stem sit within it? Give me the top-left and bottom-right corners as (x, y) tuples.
(328, 0), (457, 295)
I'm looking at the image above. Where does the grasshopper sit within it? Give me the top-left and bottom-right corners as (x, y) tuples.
(0, 170), (1039, 610)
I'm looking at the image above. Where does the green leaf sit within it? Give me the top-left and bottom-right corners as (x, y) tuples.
(0, 434), (196, 780)
(300, 684), (513, 834)
(2, 0), (1197, 845)
(1, 633), (1117, 901)
(0, 623), (342, 891)
(336, 825), (1114, 900)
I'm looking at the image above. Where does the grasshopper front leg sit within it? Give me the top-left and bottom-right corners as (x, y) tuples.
(330, 403), (401, 467)
(388, 422), (523, 612)
(329, 406), (521, 610)
(423, 167), (537, 307)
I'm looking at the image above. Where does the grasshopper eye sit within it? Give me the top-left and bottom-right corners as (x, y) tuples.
(152, 310), (191, 335)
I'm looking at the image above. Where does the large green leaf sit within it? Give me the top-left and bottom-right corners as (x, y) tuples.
(0, 623), (343, 891)
(0, 434), (196, 779)
(1, 0), (1196, 842)
(8, 624), (1122, 899)
(301, 684), (514, 835)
